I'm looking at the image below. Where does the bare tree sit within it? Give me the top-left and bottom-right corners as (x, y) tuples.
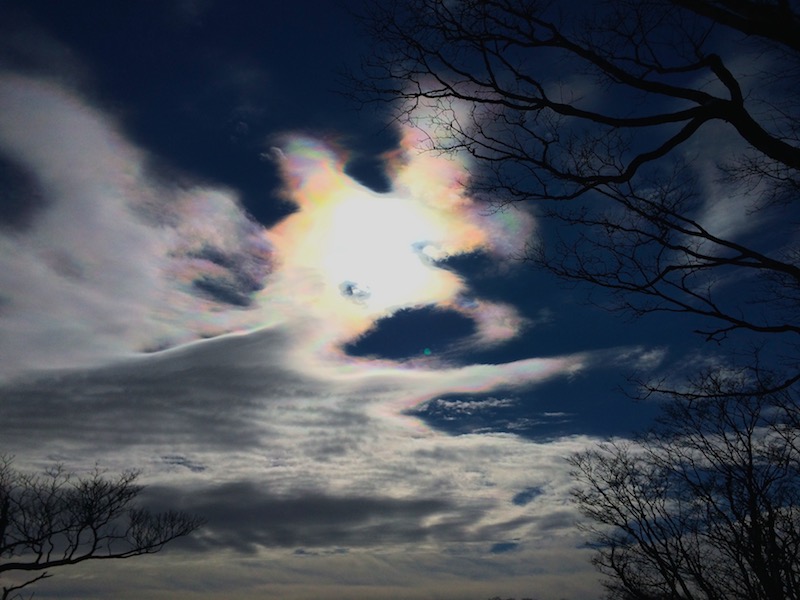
(350, 0), (800, 393)
(570, 374), (800, 600)
(352, 4), (800, 596)
(0, 457), (203, 600)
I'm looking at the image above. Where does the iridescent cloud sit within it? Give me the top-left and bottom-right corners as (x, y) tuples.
(262, 129), (536, 367)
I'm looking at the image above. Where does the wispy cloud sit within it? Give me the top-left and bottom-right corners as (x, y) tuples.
(0, 74), (272, 377)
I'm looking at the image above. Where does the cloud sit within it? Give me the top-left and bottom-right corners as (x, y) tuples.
(0, 74), (273, 378)
(0, 71), (670, 600)
(0, 331), (606, 598)
(264, 133), (529, 351)
(127, 429), (596, 557)
(34, 539), (599, 600)
(146, 481), (452, 553)
(0, 72), (553, 387)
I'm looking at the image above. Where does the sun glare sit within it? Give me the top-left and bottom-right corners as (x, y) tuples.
(319, 191), (462, 310)
(265, 131), (533, 360)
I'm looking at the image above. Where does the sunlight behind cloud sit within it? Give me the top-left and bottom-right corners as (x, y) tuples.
(0, 73), (544, 380)
(266, 132), (535, 363)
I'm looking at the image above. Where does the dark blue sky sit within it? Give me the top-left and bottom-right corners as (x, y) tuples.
(0, 0), (394, 225)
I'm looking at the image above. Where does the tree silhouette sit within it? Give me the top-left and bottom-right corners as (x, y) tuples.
(0, 457), (203, 600)
(570, 373), (800, 599)
(353, 2), (800, 597)
(350, 0), (800, 395)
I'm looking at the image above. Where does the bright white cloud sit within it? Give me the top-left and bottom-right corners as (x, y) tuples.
(0, 74), (271, 378)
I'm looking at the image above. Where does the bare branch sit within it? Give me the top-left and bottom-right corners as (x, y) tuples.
(0, 459), (203, 598)
(571, 379), (800, 599)
(347, 1), (800, 375)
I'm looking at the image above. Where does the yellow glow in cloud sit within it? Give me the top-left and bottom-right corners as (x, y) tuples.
(264, 130), (533, 363)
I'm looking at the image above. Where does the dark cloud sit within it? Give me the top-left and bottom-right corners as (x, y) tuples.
(144, 481), (453, 553)
(192, 274), (256, 307)
(44, 250), (86, 281)
(0, 328), (316, 454)
(533, 510), (578, 533)
(186, 233), (273, 308)
(293, 547), (348, 556)
(161, 454), (207, 472)
(339, 280), (371, 303)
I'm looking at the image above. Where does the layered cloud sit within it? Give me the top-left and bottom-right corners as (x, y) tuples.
(0, 71), (664, 600)
(0, 319), (610, 598)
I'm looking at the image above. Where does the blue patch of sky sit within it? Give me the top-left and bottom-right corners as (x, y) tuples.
(345, 306), (476, 360)
(407, 379), (662, 440)
(512, 487), (543, 506)
(490, 542), (519, 554)
(438, 250), (695, 364)
(344, 153), (396, 194)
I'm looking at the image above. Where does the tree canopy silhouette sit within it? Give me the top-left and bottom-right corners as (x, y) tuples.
(350, 0), (800, 395)
(352, 2), (800, 598)
(0, 457), (203, 600)
(570, 375), (800, 599)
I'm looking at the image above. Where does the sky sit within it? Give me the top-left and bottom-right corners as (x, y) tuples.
(0, 1), (743, 599)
